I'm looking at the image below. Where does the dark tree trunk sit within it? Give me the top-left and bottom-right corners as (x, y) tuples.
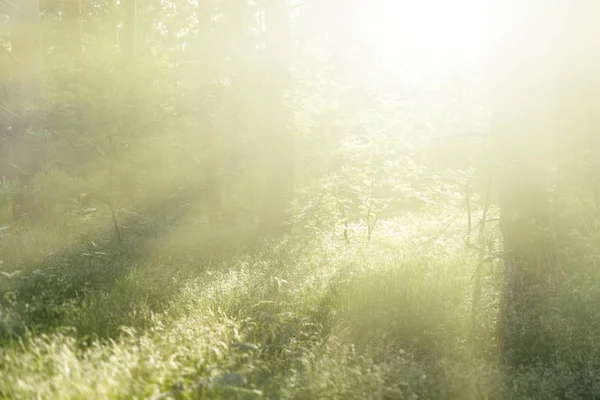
(489, 3), (571, 367)
(257, 0), (294, 236)
(493, 151), (556, 366)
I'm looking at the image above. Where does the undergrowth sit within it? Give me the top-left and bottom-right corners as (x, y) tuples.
(1, 218), (600, 399)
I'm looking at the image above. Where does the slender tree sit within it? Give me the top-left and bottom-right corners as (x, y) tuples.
(257, 0), (293, 236)
(198, 0), (223, 226)
(4, 0), (42, 183)
(122, 0), (136, 60)
(203, 0), (247, 226)
(66, 0), (83, 56)
(219, 0), (246, 225)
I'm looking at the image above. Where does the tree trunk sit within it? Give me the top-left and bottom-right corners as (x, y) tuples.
(257, 0), (294, 236)
(493, 145), (556, 366)
(203, 0), (247, 227)
(489, 3), (571, 367)
(220, 0), (246, 226)
(194, 1), (221, 225)
(5, 0), (42, 184)
(122, 0), (136, 60)
(67, 0), (83, 56)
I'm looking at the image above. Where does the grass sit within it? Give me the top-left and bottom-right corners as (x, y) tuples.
(1, 211), (600, 399)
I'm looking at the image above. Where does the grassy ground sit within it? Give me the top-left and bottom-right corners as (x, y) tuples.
(1, 211), (600, 399)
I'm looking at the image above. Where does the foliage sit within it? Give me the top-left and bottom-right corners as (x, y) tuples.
(1, 0), (600, 398)
(0, 219), (598, 398)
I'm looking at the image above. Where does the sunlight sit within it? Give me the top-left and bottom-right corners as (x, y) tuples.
(350, 0), (489, 67)
(4, 0), (598, 396)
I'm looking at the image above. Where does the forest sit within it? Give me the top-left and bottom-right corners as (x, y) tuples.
(1, 0), (600, 398)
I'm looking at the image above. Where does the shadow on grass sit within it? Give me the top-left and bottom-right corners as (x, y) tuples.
(0, 188), (246, 345)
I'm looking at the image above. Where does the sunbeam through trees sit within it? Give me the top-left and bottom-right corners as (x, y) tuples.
(1, 0), (600, 398)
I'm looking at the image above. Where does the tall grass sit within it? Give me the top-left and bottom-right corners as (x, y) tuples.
(1, 216), (600, 399)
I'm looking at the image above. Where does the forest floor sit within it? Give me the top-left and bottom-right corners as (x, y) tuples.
(0, 214), (598, 399)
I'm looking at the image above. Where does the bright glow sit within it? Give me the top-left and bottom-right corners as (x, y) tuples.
(348, 1), (489, 69)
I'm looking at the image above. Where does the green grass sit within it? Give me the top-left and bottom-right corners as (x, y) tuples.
(1, 216), (600, 399)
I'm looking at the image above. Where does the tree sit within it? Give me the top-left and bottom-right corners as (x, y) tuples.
(122, 0), (136, 60)
(2, 0), (42, 184)
(257, 0), (293, 236)
(198, 0), (222, 226)
(66, 0), (83, 56)
(489, 2), (596, 366)
(203, 0), (249, 226)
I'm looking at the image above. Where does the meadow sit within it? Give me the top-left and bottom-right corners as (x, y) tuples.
(1, 208), (599, 400)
